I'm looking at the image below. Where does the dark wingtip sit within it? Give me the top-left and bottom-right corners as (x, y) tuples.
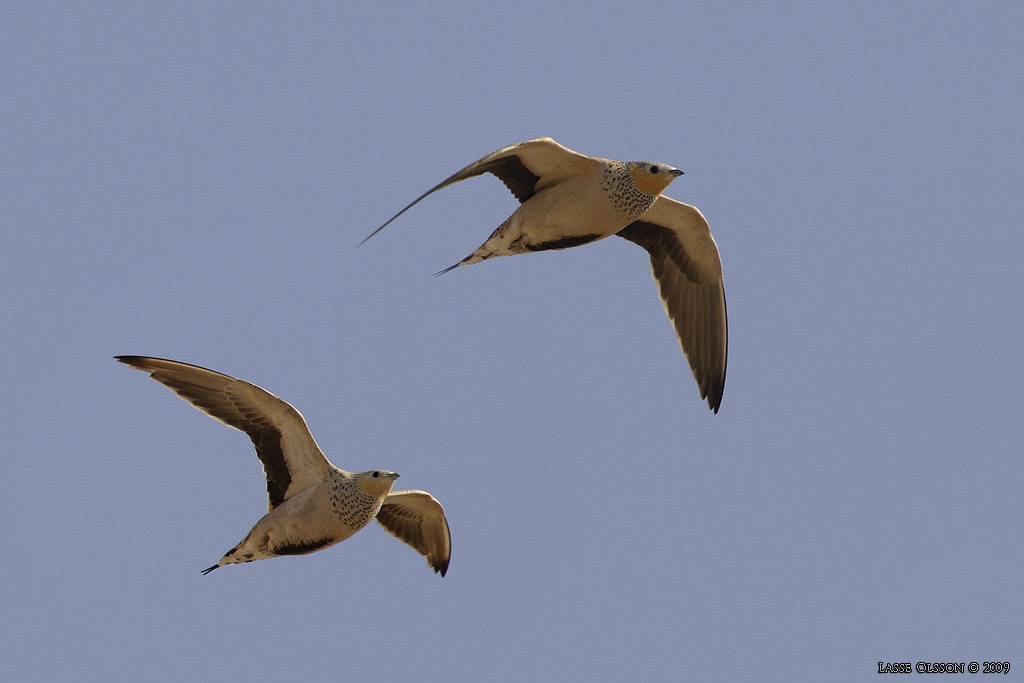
(357, 222), (390, 249)
(707, 387), (723, 414)
(360, 186), (440, 249)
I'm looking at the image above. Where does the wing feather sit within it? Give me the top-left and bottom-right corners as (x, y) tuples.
(616, 197), (728, 412)
(376, 489), (451, 576)
(116, 356), (334, 508)
(361, 137), (597, 245)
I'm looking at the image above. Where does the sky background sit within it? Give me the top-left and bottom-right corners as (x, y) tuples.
(2, 3), (1021, 681)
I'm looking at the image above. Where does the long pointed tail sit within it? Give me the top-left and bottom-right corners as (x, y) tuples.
(434, 262), (462, 277)
(434, 247), (496, 276)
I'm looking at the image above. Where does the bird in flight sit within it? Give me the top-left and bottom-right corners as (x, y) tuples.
(363, 137), (728, 412)
(116, 356), (451, 576)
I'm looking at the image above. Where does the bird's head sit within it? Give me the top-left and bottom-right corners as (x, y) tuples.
(355, 469), (401, 498)
(627, 161), (684, 197)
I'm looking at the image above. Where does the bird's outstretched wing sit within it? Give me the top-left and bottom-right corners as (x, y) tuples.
(116, 356), (334, 508)
(376, 489), (451, 576)
(361, 137), (597, 245)
(616, 197), (728, 412)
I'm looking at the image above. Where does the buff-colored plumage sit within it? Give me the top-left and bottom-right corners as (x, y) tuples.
(364, 137), (728, 412)
(117, 356), (451, 576)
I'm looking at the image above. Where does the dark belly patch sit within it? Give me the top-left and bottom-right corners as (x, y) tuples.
(273, 537), (334, 556)
(525, 233), (603, 252)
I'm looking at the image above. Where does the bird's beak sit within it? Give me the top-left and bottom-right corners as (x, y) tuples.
(669, 169), (684, 177)
(390, 472), (401, 480)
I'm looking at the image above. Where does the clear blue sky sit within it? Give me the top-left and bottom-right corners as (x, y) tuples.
(3, 3), (1021, 681)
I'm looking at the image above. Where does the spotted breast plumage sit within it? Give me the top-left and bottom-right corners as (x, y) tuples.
(116, 356), (451, 576)
(362, 137), (728, 412)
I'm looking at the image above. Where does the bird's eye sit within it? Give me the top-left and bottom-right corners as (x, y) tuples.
(372, 471), (380, 478)
(650, 165), (660, 174)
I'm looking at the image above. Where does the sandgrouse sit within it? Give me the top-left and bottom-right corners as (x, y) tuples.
(363, 137), (728, 412)
(116, 356), (451, 576)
